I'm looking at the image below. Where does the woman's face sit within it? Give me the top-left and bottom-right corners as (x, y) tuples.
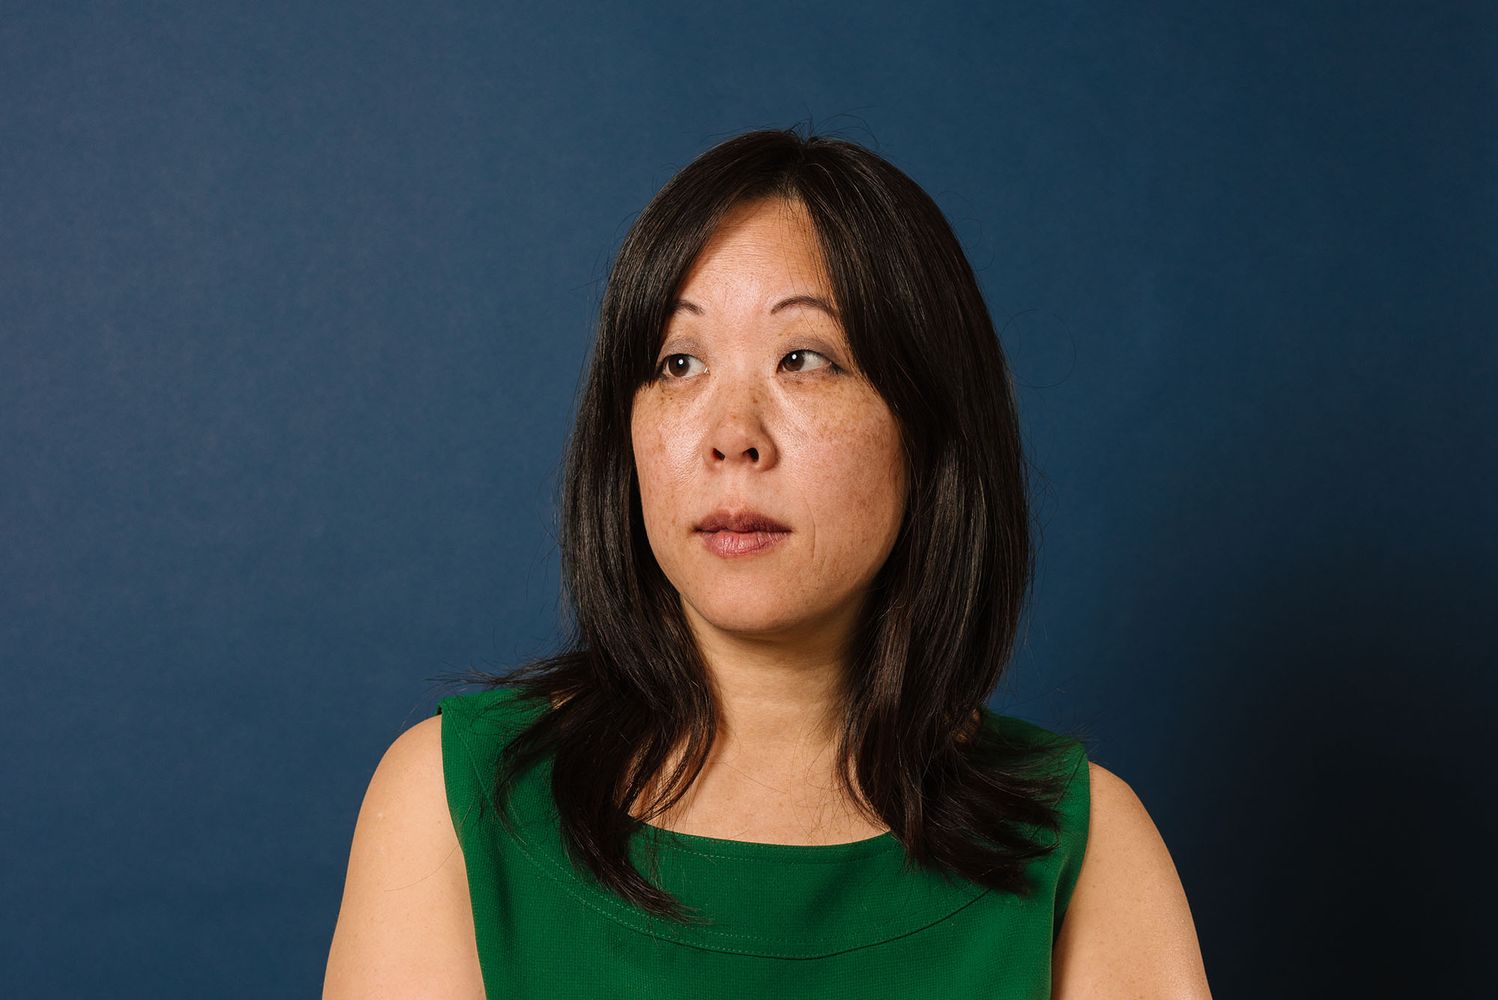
(630, 197), (908, 647)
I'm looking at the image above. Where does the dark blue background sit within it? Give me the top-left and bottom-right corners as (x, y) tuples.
(3, 2), (1492, 995)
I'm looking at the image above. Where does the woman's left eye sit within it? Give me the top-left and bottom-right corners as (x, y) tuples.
(780, 349), (840, 374)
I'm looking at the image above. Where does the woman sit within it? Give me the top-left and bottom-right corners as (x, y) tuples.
(325, 128), (1212, 998)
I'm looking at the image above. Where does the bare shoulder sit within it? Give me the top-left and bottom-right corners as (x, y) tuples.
(1052, 761), (1214, 1000)
(323, 713), (485, 999)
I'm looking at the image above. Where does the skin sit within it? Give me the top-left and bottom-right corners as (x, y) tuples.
(324, 724), (1211, 999)
(1053, 762), (1215, 998)
(325, 194), (1212, 998)
(626, 195), (907, 843)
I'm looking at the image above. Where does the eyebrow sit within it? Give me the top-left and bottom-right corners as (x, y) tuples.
(667, 294), (839, 319)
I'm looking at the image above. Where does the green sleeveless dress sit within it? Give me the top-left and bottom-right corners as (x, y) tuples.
(435, 685), (1090, 999)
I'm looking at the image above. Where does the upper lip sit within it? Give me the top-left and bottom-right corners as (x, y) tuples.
(695, 507), (791, 533)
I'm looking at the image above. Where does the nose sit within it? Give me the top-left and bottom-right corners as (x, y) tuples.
(704, 379), (777, 469)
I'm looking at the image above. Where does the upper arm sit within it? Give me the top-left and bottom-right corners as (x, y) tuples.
(323, 714), (485, 1000)
(1052, 761), (1213, 1000)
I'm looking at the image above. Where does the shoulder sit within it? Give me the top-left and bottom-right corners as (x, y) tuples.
(338, 715), (449, 849)
(1051, 761), (1214, 999)
(385, 712), (446, 773)
(354, 714), (449, 824)
(323, 714), (485, 999)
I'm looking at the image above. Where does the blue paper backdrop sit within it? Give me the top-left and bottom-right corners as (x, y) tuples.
(3, 1), (1493, 995)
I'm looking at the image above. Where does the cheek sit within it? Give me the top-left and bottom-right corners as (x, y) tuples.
(631, 417), (661, 513)
(804, 412), (906, 545)
(631, 401), (687, 532)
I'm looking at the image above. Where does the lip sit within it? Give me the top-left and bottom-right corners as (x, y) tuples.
(694, 507), (791, 533)
(693, 506), (791, 560)
(696, 528), (790, 559)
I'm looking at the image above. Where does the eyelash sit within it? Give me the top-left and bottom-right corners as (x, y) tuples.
(651, 349), (843, 383)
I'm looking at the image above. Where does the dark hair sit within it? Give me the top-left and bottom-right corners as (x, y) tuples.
(445, 125), (1082, 922)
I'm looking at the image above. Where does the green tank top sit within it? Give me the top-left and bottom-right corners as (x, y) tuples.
(435, 685), (1090, 998)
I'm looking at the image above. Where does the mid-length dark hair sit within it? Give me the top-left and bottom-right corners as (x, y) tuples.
(447, 125), (1082, 922)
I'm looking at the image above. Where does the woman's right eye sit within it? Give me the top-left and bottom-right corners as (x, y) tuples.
(654, 354), (703, 380)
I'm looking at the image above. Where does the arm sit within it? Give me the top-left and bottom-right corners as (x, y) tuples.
(1052, 762), (1213, 999)
(323, 714), (486, 999)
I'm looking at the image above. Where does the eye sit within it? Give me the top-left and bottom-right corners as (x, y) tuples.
(780, 349), (840, 375)
(654, 353), (705, 380)
(651, 349), (844, 382)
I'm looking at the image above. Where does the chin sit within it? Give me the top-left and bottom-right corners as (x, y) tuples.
(684, 593), (809, 636)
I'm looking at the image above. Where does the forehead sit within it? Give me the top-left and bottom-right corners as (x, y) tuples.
(672, 197), (833, 302)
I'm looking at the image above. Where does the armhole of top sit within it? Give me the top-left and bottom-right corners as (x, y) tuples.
(434, 697), (490, 846)
(980, 710), (1094, 937)
(1052, 742), (1092, 940)
(434, 687), (535, 844)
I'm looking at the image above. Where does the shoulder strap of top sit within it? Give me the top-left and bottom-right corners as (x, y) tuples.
(982, 709), (1092, 940)
(433, 685), (544, 844)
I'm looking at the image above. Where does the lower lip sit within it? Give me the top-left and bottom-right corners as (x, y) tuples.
(696, 529), (790, 558)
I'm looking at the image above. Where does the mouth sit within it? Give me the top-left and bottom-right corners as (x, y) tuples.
(695, 527), (790, 558)
(694, 509), (792, 533)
